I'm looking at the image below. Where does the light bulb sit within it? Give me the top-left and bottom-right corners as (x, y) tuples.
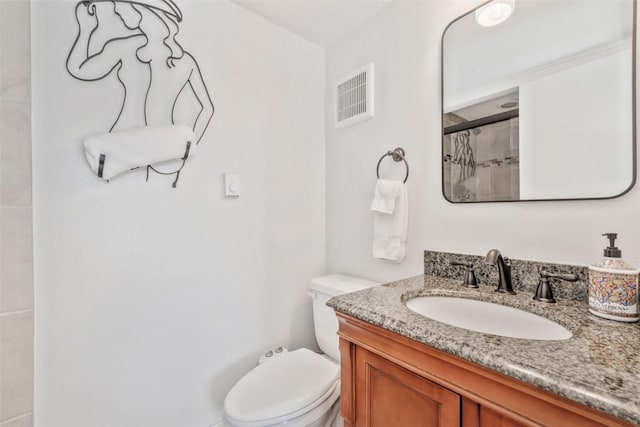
(475, 0), (515, 27)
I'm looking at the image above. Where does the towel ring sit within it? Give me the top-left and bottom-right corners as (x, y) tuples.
(376, 147), (409, 183)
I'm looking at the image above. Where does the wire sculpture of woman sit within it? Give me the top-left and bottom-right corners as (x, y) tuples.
(66, 0), (214, 144)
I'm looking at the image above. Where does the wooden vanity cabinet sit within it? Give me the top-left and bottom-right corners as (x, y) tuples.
(337, 313), (635, 427)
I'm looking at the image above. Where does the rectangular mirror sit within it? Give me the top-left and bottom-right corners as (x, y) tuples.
(442, 0), (636, 202)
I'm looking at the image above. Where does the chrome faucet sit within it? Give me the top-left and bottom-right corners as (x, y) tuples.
(484, 249), (516, 294)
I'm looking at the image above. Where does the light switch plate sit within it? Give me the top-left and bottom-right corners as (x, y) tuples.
(224, 172), (240, 197)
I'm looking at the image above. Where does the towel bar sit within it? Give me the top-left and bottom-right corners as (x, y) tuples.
(376, 147), (409, 183)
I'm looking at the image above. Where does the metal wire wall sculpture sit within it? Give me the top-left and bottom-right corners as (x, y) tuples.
(66, 0), (214, 187)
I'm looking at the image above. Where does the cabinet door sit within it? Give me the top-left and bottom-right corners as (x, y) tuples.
(479, 406), (528, 427)
(355, 347), (460, 427)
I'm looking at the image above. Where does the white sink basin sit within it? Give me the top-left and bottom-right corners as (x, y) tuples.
(405, 296), (572, 341)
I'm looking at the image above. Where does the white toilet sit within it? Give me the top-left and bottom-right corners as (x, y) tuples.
(222, 274), (380, 427)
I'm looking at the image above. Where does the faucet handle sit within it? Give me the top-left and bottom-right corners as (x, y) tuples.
(533, 270), (579, 303)
(541, 270), (579, 282)
(450, 261), (479, 288)
(450, 261), (471, 267)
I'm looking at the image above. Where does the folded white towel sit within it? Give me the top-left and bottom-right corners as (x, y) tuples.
(82, 125), (197, 180)
(372, 183), (408, 263)
(370, 179), (402, 214)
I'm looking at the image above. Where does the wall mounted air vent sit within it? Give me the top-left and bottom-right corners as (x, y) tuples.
(336, 63), (374, 129)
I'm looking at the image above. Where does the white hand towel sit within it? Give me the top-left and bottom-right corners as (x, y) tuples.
(370, 179), (402, 214)
(82, 124), (197, 180)
(373, 183), (408, 263)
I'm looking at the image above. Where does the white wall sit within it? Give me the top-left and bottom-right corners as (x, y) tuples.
(519, 50), (632, 199)
(32, 1), (325, 425)
(325, 0), (640, 284)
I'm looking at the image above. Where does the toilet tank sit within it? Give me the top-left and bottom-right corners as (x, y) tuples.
(309, 274), (380, 362)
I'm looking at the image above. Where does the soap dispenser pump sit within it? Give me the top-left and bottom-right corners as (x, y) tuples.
(602, 233), (622, 258)
(588, 233), (640, 322)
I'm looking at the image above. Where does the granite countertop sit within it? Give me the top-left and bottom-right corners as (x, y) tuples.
(327, 274), (640, 425)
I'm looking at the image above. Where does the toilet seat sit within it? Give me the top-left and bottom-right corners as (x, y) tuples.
(224, 380), (340, 427)
(224, 348), (340, 427)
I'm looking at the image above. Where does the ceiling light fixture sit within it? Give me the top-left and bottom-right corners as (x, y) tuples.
(475, 0), (515, 27)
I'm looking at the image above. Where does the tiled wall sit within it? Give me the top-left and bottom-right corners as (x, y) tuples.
(0, 1), (34, 426)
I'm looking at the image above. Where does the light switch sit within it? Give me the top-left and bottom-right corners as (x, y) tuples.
(224, 172), (240, 197)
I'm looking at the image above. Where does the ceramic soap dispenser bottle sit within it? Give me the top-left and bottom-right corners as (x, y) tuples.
(588, 233), (640, 322)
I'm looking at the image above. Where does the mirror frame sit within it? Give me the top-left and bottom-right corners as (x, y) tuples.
(440, 0), (637, 203)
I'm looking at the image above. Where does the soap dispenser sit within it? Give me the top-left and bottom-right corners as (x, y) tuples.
(588, 233), (640, 322)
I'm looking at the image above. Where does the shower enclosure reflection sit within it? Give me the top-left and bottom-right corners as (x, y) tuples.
(443, 91), (519, 202)
(444, 119), (519, 202)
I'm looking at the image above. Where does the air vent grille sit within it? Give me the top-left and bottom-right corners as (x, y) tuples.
(337, 72), (367, 121)
(336, 63), (374, 128)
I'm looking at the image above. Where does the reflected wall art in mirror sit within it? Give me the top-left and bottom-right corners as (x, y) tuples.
(442, 0), (636, 202)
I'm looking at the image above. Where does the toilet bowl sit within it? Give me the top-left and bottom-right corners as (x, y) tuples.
(222, 274), (380, 427)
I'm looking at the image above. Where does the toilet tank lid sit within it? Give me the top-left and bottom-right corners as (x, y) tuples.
(310, 274), (380, 297)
